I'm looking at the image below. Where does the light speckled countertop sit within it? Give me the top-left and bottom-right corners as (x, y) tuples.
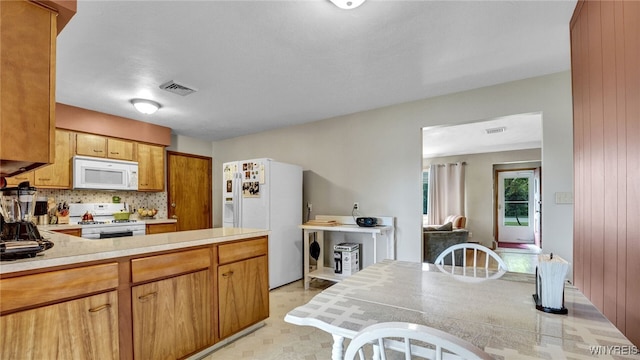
(0, 227), (268, 274)
(37, 218), (177, 231)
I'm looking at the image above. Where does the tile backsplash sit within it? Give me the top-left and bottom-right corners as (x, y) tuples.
(38, 189), (168, 219)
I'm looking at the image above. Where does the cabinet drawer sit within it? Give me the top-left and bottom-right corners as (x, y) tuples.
(218, 237), (268, 265)
(0, 263), (119, 313)
(146, 222), (177, 234)
(131, 248), (211, 284)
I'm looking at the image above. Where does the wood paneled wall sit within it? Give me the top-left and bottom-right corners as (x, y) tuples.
(570, 0), (639, 346)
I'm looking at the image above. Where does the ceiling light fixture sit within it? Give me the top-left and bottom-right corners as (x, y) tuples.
(329, 0), (366, 10)
(131, 99), (161, 115)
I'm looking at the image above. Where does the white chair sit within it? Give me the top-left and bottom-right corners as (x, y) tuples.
(434, 243), (508, 271)
(343, 322), (493, 360)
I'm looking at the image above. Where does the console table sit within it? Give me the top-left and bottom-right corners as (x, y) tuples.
(300, 215), (395, 289)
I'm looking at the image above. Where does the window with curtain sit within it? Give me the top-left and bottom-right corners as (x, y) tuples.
(422, 170), (429, 214)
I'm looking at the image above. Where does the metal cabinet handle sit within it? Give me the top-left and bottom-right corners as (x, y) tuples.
(222, 271), (234, 277)
(138, 292), (158, 301)
(93, 149), (103, 153)
(110, 151), (119, 155)
(88, 304), (112, 313)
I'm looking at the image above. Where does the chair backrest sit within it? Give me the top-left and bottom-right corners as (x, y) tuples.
(343, 322), (493, 360)
(434, 243), (508, 271)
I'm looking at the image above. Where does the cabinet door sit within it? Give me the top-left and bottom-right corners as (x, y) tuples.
(132, 270), (211, 360)
(107, 138), (134, 161)
(76, 133), (106, 157)
(218, 255), (269, 339)
(174, 270), (211, 358)
(0, 1), (56, 168)
(0, 291), (119, 360)
(4, 172), (34, 187)
(34, 129), (72, 188)
(146, 222), (177, 234)
(132, 278), (175, 360)
(137, 143), (165, 191)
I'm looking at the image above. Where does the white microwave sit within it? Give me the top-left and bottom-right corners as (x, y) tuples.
(73, 156), (139, 191)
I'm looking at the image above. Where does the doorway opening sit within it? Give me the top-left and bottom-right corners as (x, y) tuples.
(422, 112), (543, 253)
(493, 165), (541, 249)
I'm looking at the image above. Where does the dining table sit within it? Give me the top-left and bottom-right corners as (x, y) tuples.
(284, 259), (637, 359)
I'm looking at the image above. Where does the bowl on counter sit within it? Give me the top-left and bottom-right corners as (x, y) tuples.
(137, 208), (158, 219)
(113, 211), (131, 221)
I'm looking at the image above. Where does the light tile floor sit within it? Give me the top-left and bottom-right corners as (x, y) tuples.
(200, 251), (538, 359)
(199, 280), (335, 360)
(494, 246), (540, 274)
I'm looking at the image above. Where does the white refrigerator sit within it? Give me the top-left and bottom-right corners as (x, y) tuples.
(222, 158), (303, 289)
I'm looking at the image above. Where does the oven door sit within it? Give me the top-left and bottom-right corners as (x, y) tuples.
(81, 227), (145, 239)
(99, 231), (133, 239)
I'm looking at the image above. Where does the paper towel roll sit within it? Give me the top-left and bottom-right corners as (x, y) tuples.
(538, 253), (569, 310)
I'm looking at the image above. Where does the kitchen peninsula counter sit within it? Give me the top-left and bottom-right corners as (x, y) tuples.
(141, 218), (177, 225)
(1, 227), (270, 360)
(0, 227), (268, 274)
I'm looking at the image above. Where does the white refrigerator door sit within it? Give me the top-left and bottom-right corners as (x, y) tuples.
(267, 161), (303, 288)
(239, 159), (271, 231)
(222, 161), (238, 228)
(223, 158), (302, 289)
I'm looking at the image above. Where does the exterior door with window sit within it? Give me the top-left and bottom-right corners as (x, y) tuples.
(498, 170), (534, 243)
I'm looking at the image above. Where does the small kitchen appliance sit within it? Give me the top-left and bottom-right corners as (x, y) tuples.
(356, 217), (377, 227)
(69, 203), (146, 239)
(73, 156), (139, 191)
(0, 182), (54, 259)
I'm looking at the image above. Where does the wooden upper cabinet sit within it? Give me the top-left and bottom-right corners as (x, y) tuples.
(34, 129), (72, 188)
(0, 1), (57, 177)
(4, 172), (35, 188)
(76, 133), (134, 161)
(107, 138), (134, 161)
(137, 143), (165, 192)
(76, 133), (107, 157)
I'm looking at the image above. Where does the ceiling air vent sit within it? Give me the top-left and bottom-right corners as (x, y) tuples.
(159, 80), (197, 96)
(485, 126), (506, 135)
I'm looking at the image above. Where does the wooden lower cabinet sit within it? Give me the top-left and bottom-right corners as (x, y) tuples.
(146, 222), (177, 234)
(218, 255), (269, 339)
(0, 237), (269, 359)
(132, 269), (211, 360)
(0, 291), (119, 359)
(50, 228), (82, 237)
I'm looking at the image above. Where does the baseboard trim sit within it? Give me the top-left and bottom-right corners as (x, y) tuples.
(188, 321), (266, 359)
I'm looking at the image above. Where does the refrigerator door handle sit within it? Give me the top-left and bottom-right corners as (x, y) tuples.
(233, 172), (242, 228)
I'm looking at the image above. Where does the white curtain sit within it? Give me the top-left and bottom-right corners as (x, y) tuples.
(427, 162), (465, 225)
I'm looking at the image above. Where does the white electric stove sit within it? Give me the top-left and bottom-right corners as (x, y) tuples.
(68, 203), (146, 239)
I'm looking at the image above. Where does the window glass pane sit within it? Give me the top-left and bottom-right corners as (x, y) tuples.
(504, 178), (529, 201)
(504, 203), (529, 226)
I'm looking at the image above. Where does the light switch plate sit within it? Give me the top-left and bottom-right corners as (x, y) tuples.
(555, 192), (574, 204)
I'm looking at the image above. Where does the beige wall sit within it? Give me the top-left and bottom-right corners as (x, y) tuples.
(424, 148), (542, 247)
(168, 134), (213, 158)
(210, 71), (573, 265)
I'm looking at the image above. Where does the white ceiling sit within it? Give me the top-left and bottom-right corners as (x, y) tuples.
(56, 0), (577, 142)
(422, 112), (542, 158)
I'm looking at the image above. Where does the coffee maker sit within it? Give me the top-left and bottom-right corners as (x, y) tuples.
(0, 181), (53, 259)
